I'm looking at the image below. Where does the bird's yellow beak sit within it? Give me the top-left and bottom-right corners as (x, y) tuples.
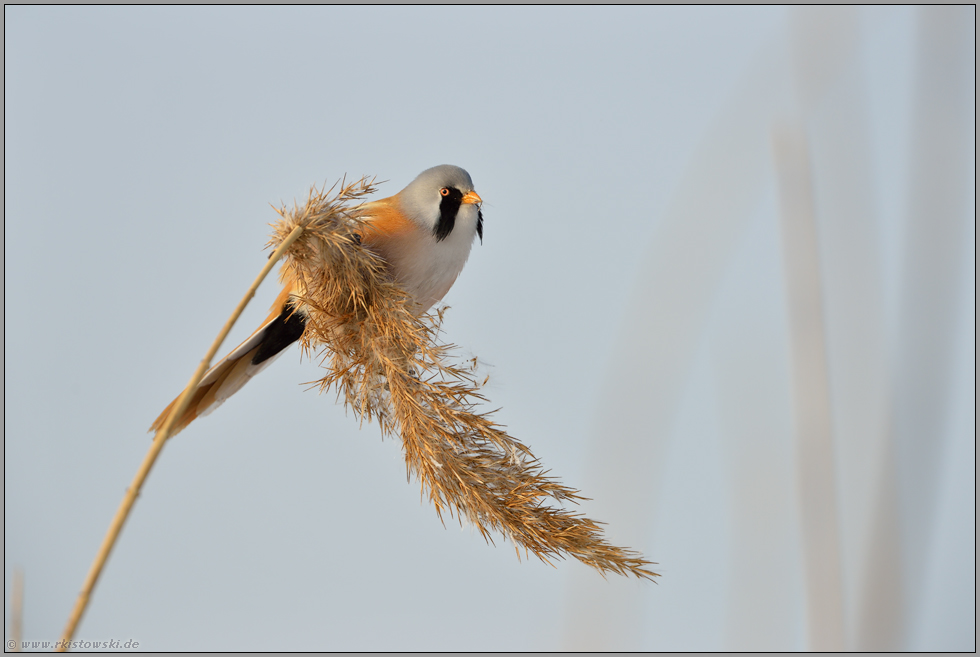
(462, 190), (482, 205)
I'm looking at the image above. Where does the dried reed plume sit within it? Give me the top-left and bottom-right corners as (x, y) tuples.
(271, 176), (658, 581)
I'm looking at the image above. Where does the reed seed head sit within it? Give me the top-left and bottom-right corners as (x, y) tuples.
(270, 177), (658, 581)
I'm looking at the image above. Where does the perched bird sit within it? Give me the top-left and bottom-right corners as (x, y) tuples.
(151, 164), (484, 436)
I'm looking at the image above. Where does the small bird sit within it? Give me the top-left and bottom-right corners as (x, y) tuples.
(151, 164), (484, 436)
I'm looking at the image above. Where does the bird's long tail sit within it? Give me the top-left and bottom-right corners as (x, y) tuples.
(149, 285), (307, 436)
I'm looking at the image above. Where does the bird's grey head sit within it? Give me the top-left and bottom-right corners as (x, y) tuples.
(397, 164), (483, 243)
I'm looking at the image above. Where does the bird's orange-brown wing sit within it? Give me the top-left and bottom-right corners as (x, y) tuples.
(149, 275), (306, 437)
(151, 198), (423, 436)
(358, 197), (416, 245)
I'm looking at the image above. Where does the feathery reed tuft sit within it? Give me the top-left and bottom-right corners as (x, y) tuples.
(270, 177), (658, 581)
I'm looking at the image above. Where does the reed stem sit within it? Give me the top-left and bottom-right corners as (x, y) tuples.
(57, 225), (306, 650)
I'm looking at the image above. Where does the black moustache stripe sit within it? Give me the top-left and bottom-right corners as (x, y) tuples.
(434, 187), (464, 242)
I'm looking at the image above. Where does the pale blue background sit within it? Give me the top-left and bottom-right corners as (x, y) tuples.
(5, 6), (974, 651)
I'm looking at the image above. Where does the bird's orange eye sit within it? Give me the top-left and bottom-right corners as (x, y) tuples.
(440, 188), (450, 196)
